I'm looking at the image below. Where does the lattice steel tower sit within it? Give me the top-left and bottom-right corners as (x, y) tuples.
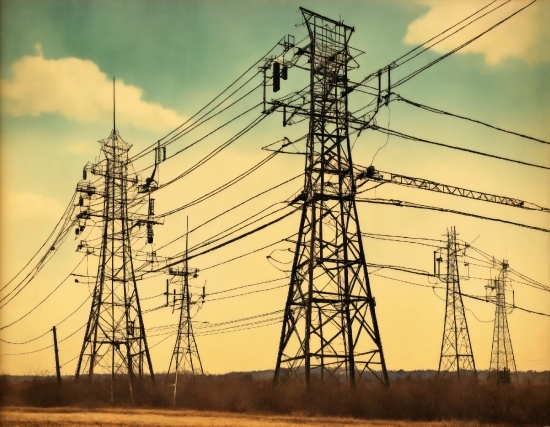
(166, 218), (204, 406)
(273, 8), (389, 387)
(438, 227), (476, 379)
(75, 115), (155, 403)
(487, 260), (517, 384)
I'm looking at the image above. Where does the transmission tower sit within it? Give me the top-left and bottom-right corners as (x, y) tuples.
(166, 218), (204, 406)
(272, 8), (389, 388)
(486, 260), (518, 384)
(438, 227), (476, 379)
(75, 80), (155, 404)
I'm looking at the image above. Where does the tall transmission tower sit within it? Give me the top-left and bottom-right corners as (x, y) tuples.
(75, 80), (155, 404)
(166, 218), (204, 406)
(272, 8), (389, 388)
(486, 260), (518, 384)
(438, 227), (476, 379)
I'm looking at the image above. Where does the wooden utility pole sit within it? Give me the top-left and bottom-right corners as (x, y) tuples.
(52, 326), (61, 384)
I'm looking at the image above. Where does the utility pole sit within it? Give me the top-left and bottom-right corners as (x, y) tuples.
(486, 260), (517, 384)
(166, 217), (204, 407)
(74, 79), (156, 405)
(438, 227), (476, 379)
(52, 326), (61, 384)
(271, 8), (389, 388)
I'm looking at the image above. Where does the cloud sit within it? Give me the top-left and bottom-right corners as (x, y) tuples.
(1, 47), (186, 132)
(2, 191), (65, 222)
(404, 0), (550, 65)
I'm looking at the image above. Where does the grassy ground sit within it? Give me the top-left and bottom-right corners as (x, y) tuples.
(0, 407), (511, 427)
(1, 374), (548, 425)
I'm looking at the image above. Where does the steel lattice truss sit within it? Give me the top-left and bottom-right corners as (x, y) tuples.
(273, 8), (389, 388)
(487, 263), (518, 384)
(438, 227), (476, 378)
(166, 264), (204, 391)
(75, 130), (155, 402)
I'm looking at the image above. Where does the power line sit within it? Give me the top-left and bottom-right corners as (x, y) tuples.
(394, 93), (550, 146)
(0, 294), (90, 344)
(206, 277), (287, 296)
(204, 284), (287, 303)
(157, 106), (266, 191)
(394, 0), (511, 69)
(0, 321), (86, 356)
(0, 192), (77, 293)
(0, 256), (87, 331)
(356, 198), (550, 233)
(392, 0), (537, 88)
(391, 0), (501, 66)
(158, 149), (281, 218)
(130, 40), (282, 162)
(371, 125), (550, 170)
(155, 173), (301, 252)
(157, 208), (298, 272)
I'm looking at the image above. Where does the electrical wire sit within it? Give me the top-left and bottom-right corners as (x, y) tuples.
(157, 208), (299, 272)
(158, 150), (280, 218)
(130, 39), (282, 162)
(0, 256), (86, 331)
(394, 93), (550, 146)
(392, 1), (537, 88)
(157, 106), (266, 191)
(356, 197), (550, 233)
(155, 173), (302, 252)
(0, 192), (77, 292)
(371, 125), (550, 170)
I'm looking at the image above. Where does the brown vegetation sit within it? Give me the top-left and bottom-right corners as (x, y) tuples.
(0, 407), (511, 427)
(0, 373), (548, 426)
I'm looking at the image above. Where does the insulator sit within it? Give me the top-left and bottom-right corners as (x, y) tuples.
(79, 225), (85, 232)
(83, 169), (87, 180)
(147, 223), (154, 244)
(75, 228), (80, 236)
(148, 199), (155, 216)
(282, 65), (288, 80)
(162, 147), (166, 161)
(273, 62), (280, 93)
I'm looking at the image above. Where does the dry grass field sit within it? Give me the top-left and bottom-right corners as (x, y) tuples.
(0, 407), (512, 427)
(1, 373), (548, 426)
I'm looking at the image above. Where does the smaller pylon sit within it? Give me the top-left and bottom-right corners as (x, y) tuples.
(166, 217), (204, 406)
(438, 227), (477, 379)
(486, 260), (517, 384)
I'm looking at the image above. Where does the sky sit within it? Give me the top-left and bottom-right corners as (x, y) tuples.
(1, 0), (549, 377)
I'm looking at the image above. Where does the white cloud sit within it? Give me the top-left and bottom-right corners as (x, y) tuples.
(2, 191), (65, 222)
(404, 0), (550, 65)
(1, 47), (186, 132)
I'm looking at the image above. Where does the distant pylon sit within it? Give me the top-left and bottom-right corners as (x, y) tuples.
(75, 79), (155, 404)
(486, 260), (517, 384)
(438, 227), (477, 379)
(273, 8), (389, 388)
(166, 217), (204, 406)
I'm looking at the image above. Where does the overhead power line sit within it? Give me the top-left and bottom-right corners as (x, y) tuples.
(393, 93), (550, 146)
(130, 39), (283, 162)
(371, 125), (550, 170)
(356, 198), (550, 233)
(392, 0), (537, 88)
